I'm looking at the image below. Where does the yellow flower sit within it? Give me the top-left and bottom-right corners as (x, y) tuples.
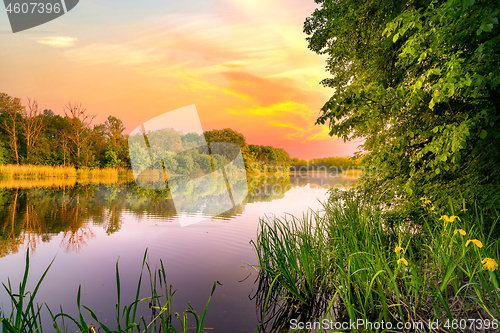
(460, 208), (468, 212)
(454, 229), (466, 236)
(419, 197), (431, 205)
(397, 258), (409, 266)
(466, 239), (483, 248)
(395, 246), (404, 253)
(440, 215), (461, 224)
(429, 206), (436, 211)
(481, 258), (498, 272)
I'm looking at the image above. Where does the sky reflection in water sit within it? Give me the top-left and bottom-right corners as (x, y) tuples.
(0, 174), (355, 332)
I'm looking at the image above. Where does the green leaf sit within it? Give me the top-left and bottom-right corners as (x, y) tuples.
(479, 130), (487, 139)
(429, 99), (435, 109)
(415, 79), (423, 90)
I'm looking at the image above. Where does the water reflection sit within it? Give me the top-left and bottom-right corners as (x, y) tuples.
(252, 274), (334, 333)
(0, 174), (355, 258)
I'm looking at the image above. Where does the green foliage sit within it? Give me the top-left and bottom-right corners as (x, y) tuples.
(248, 144), (291, 171)
(0, 93), (24, 165)
(193, 153), (211, 172)
(204, 128), (255, 169)
(305, 0), (500, 225)
(175, 155), (194, 175)
(290, 156), (359, 172)
(0, 141), (11, 165)
(105, 147), (120, 168)
(0, 93), (294, 178)
(0, 94), (133, 169)
(0, 250), (53, 333)
(253, 191), (500, 329)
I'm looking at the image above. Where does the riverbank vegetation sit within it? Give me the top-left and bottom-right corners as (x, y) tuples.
(0, 250), (219, 333)
(290, 156), (360, 173)
(304, 0), (500, 225)
(253, 191), (499, 331)
(0, 164), (132, 181)
(249, 0), (500, 330)
(0, 94), (362, 182)
(0, 96), (298, 178)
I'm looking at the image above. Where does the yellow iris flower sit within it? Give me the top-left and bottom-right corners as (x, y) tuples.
(397, 258), (408, 266)
(419, 197), (432, 205)
(440, 215), (461, 224)
(481, 258), (498, 272)
(466, 239), (483, 248)
(454, 229), (466, 236)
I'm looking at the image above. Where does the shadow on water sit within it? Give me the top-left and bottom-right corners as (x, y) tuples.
(251, 273), (336, 333)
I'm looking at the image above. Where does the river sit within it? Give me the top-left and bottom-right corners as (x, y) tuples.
(0, 173), (356, 332)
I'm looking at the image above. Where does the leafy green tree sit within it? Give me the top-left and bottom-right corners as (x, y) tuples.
(249, 145), (291, 167)
(0, 93), (24, 164)
(211, 154), (229, 170)
(204, 128), (253, 168)
(0, 141), (10, 165)
(35, 110), (71, 166)
(89, 124), (108, 167)
(163, 153), (179, 174)
(105, 147), (119, 168)
(181, 132), (204, 150)
(193, 152), (211, 172)
(20, 99), (44, 163)
(175, 155), (194, 175)
(305, 0), (500, 224)
(104, 116), (125, 150)
(64, 102), (95, 168)
(290, 156), (358, 172)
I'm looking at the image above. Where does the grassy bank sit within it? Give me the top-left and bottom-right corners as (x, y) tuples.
(0, 165), (133, 183)
(0, 165), (77, 179)
(0, 250), (219, 333)
(252, 190), (500, 332)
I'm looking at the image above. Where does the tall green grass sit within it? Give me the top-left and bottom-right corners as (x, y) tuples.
(252, 190), (500, 332)
(0, 250), (220, 333)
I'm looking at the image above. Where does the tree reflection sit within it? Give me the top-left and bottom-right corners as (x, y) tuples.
(21, 194), (43, 254)
(0, 175), (298, 256)
(0, 189), (21, 257)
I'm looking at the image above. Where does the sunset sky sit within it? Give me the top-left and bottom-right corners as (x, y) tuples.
(0, 0), (363, 159)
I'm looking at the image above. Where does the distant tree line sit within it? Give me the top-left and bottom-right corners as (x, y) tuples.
(290, 156), (360, 172)
(0, 93), (295, 172)
(0, 93), (129, 168)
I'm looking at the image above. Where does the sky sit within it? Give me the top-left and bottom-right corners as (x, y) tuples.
(0, 0), (363, 159)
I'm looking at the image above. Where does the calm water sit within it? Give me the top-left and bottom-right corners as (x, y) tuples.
(0, 173), (355, 332)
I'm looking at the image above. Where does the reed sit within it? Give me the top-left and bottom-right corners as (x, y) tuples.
(0, 164), (77, 180)
(0, 165), (134, 187)
(253, 190), (500, 331)
(1, 249), (220, 333)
